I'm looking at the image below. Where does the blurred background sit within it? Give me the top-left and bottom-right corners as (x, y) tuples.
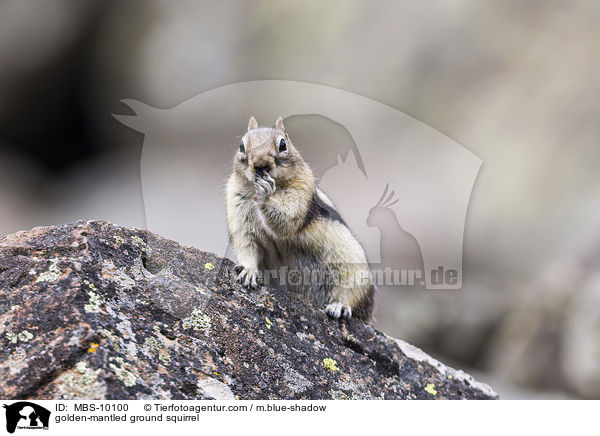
(1, 0), (600, 399)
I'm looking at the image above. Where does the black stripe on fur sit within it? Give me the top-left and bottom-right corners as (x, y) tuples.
(301, 191), (347, 230)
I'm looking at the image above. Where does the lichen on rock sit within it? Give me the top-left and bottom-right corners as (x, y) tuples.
(0, 220), (497, 400)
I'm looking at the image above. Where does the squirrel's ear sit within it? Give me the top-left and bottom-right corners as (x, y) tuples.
(248, 116), (258, 131)
(275, 116), (285, 131)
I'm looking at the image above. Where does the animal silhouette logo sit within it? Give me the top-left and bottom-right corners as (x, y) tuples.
(2, 402), (50, 433)
(367, 184), (424, 276)
(114, 80), (481, 289)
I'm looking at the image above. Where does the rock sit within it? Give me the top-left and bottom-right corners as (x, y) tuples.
(0, 221), (497, 400)
(485, 249), (600, 398)
(374, 278), (512, 368)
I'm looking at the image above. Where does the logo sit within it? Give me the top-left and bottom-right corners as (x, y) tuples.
(114, 80), (481, 292)
(2, 402), (50, 434)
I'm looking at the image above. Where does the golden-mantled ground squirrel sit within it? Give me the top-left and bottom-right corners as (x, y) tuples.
(226, 116), (374, 321)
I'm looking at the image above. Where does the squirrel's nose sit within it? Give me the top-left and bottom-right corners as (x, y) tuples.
(253, 161), (272, 174)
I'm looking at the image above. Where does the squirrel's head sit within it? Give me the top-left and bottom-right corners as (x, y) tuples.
(234, 116), (307, 187)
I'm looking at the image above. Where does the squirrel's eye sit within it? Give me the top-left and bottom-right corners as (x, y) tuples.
(239, 141), (245, 153)
(279, 138), (287, 152)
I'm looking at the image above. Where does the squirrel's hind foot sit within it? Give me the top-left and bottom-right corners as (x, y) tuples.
(235, 264), (260, 289)
(325, 302), (352, 320)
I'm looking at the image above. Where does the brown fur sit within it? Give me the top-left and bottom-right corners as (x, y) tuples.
(226, 116), (374, 322)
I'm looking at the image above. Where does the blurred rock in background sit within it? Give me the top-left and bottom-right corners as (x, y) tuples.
(484, 244), (600, 399)
(1, 0), (600, 398)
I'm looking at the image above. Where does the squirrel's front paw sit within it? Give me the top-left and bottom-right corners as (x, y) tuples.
(325, 302), (352, 319)
(253, 173), (276, 200)
(235, 264), (260, 289)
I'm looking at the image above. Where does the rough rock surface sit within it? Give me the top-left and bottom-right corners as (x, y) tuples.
(0, 221), (497, 400)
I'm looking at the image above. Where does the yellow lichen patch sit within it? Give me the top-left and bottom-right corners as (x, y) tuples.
(113, 235), (125, 244)
(323, 358), (339, 372)
(88, 342), (100, 353)
(424, 383), (437, 396)
(265, 317), (273, 329)
(204, 262), (215, 270)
